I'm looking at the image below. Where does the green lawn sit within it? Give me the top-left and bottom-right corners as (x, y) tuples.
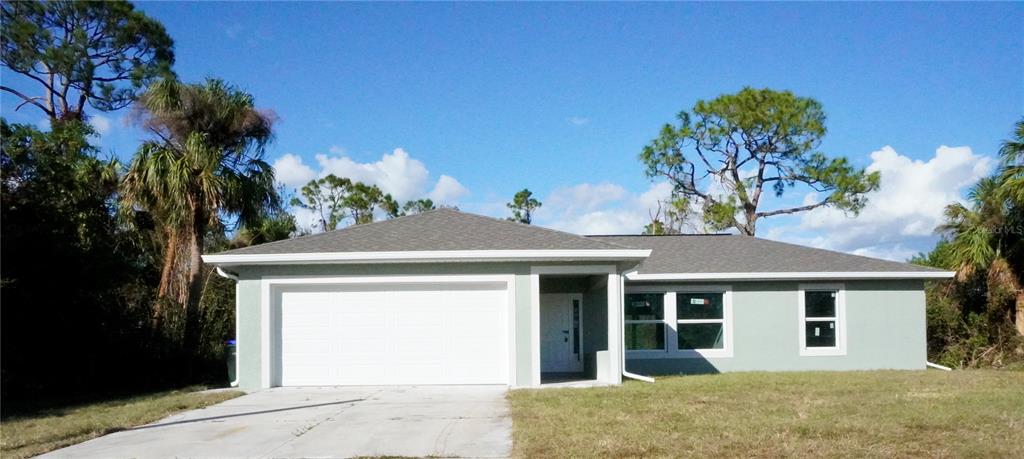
(509, 370), (1024, 458)
(0, 387), (242, 459)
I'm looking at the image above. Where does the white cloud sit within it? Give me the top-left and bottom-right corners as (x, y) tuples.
(547, 210), (644, 235)
(638, 181), (675, 210)
(272, 153), (317, 187)
(769, 145), (995, 260)
(537, 182), (674, 235)
(88, 115), (112, 136)
(850, 244), (919, 263)
(314, 148), (430, 203)
(545, 182), (628, 215)
(428, 175), (469, 204)
(289, 206), (319, 232)
(567, 116), (590, 126)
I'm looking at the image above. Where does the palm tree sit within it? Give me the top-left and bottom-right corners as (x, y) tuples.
(121, 78), (277, 316)
(231, 209), (297, 249)
(941, 176), (1023, 335)
(999, 119), (1024, 205)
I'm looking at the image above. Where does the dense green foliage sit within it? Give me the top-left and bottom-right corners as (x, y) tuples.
(913, 119), (1024, 368)
(0, 116), (290, 405)
(507, 188), (541, 224)
(0, 4), (293, 403)
(1, 0), (174, 120)
(640, 87), (880, 235)
(1, 120), (210, 402)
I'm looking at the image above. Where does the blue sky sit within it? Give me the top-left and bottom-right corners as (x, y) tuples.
(2, 2), (1021, 260)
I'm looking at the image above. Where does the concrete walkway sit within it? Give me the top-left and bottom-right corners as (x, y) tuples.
(41, 385), (511, 458)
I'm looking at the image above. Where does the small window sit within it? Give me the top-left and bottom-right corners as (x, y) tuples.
(676, 292), (725, 350)
(799, 285), (846, 356)
(625, 293), (665, 350)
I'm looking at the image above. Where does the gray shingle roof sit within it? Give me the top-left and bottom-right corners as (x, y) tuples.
(588, 234), (943, 274)
(213, 208), (630, 255)
(211, 209), (945, 276)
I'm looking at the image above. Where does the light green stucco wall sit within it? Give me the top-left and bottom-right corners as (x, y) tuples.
(230, 265), (927, 390)
(235, 277), (262, 390)
(230, 262), (619, 390)
(625, 280), (928, 375)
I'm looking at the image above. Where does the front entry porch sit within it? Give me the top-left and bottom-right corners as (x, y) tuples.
(530, 265), (624, 387)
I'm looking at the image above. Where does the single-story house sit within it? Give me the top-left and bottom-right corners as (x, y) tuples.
(203, 209), (954, 390)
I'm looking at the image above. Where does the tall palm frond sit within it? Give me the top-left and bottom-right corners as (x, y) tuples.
(939, 178), (1006, 279)
(998, 119), (1024, 205)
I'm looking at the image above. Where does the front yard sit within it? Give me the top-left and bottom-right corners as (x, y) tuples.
(0, 387), (242, 459)
(509, 370), (1024, 458)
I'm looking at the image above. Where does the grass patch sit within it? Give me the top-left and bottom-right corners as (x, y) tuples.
(509, 370), (1024, 458)
(0, 386), (242, 458)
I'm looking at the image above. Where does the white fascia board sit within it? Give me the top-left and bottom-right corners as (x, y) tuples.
(203, 249), (652, 265)
(625, 271), (956, 281)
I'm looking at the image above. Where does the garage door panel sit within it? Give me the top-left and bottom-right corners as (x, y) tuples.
(391, 337), (446, 361)
(278, 282), (508, 386)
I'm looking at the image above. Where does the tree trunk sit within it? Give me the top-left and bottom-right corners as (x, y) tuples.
(157, 229), (178, 300)
(185, 223), (205, 313)
(181, 212), (207, 380)
(738, 216), (756, 236)
(156, 230), (192, 306)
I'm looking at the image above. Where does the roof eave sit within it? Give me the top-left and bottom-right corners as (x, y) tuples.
(202, 249), (653, 266)
(625, 271), (956, 281)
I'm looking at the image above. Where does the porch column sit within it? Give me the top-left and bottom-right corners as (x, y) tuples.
(605, 272), (623, 384)
(529, 272), (541, 387)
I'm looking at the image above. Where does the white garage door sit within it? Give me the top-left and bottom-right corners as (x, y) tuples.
(278, 282), (509, 386)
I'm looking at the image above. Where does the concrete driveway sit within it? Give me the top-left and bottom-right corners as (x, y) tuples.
(42, 386), (511, 459)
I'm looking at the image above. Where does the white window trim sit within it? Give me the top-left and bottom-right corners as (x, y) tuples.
(625, 284), (734, 359)
(797, 283), (847, 356)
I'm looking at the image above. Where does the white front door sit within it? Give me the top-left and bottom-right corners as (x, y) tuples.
(277, 282), (509, 386)
(540, 293), (583, 372)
